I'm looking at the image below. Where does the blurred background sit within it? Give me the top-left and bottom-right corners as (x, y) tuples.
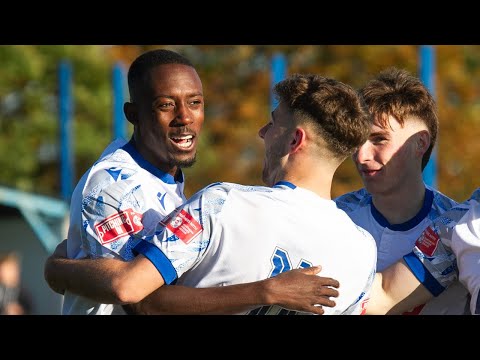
(0, 44), (479, 314)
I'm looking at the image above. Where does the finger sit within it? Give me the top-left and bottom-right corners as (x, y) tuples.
(310, 305), (325, 315)
(299, 265), (322, 275)
(319, 287), (340, 298)
(316, 277), (340, 288)
(315, 297), (336, 307)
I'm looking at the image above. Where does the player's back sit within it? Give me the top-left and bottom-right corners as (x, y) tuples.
(176, 182), (377, 315)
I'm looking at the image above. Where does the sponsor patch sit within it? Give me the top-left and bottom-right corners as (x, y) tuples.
(163, 209), (203, 244)
(95, 209), (143, 245)
(360, 297), (369, 315)
(402, 304), (425, 315)
(415, 226), (440, 257)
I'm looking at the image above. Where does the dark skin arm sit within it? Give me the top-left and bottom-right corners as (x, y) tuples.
(125, 266), (339, 315)
(45, 239), (339, 315)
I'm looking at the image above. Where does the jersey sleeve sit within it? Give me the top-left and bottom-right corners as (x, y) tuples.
(404, 224), (458, 297)
(133, 184), (228, 285)
(451, 203), (480, 314)
(81, 174), (152, 261)
(404, 200), (476, 298)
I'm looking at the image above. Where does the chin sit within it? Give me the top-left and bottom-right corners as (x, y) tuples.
(174, 154), (197, 168)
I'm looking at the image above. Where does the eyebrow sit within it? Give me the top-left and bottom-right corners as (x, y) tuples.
(153, 92), (204, 101)
(369, 130), (389, 137)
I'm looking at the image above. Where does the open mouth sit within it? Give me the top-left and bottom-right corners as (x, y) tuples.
(170, 135), (194, 149)
(361, 169), (381, 177)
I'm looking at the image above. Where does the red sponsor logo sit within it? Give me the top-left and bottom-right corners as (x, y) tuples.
(402, 304), (425, 315)
(360, 297), (369, 315)
(95, 209), (143, 244)
(415, 226), (440, 256)
(165, 209), (203, 244)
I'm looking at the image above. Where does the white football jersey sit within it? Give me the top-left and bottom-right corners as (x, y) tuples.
(63, 138), (187, 315)
(134, 181), (377, 315)
(335, 185), (463, 314)
(452, 199), (480, 315)
(335, 186), (458, 271)
(406, 189), (480, 315)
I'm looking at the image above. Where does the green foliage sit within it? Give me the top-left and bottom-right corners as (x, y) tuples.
(0, 45), (116, 197)
(1, 45), (479, 202)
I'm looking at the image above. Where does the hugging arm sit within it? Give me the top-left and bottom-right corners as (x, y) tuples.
(44, 239), (164, 304)
(366, 259), (433, 315)
(126, 265), (339, 315)
(45, 240), (339, 315)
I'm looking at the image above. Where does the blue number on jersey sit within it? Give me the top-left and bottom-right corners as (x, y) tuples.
(248, 247), (312, 315)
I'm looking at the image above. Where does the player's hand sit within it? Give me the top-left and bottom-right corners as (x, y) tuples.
(265, 266), (339, 315)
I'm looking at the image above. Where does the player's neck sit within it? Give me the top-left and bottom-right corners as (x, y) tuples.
(283, 166), (335, 200)
(130, 137), (178, 177)
(371, 177), (426, 225)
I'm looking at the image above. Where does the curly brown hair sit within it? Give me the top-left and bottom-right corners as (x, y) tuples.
(273, 74), (371, 160)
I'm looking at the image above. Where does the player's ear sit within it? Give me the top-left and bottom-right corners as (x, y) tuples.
(290, 127), (306, 153)
(416, 130), (431, 156)
(124, 102), (139, 126)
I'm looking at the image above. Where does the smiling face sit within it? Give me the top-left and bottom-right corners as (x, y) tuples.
(353, 114), (427, 196)
(128, 63), (204, 176)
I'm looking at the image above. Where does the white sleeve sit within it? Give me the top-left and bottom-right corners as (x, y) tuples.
(133, 184), (228, 284)
(451, 203), (480, 315)
(81, 178), (151, 261)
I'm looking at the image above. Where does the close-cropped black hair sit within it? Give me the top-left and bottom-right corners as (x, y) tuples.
(127, 49), (194, 102)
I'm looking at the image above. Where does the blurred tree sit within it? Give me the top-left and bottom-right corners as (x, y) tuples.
(0, 45), (115, 197)
(0, 45), (478, 203)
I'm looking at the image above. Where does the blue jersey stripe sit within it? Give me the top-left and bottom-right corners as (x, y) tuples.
(403, 252), (445, 297)
(134, 240), (178, 284)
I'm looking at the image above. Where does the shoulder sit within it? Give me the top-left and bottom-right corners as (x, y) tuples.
(334, 188), (371, 212)
(433, 198), (473, 230)
(200, 182), (272, 197)
(85, 146), (139, 189)
(331, 207), (376, 251)
(429, 186), (459, 211)
(98, 138), (129, 160)
(77, 158), (148, 213)
(186, 182), (235, 205)
(466, 187), (480, 203)
(455, 200), (480, 228)
(187, 182), (273, 210)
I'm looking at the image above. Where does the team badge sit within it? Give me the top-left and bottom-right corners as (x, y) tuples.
(163, 209), (203, 244)
(415, 226), (440, 257)
(95, 208), (143, 244)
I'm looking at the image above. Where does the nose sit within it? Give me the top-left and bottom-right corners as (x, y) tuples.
(354, 141), (372, 164)
(175, 102), (193, 125)
(258, 124), (267, 139)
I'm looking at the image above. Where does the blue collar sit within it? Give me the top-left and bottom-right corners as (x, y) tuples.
(121, 140), (184, 184)
(370, 187), (434, 231)
(273, 181), (296, 189)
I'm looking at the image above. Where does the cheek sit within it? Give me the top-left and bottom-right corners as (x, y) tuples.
(388, 145), (412, 169)
(192, 110), (204, 127)
(195, 114), (205, 128)
(375, 143), (400, 164)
